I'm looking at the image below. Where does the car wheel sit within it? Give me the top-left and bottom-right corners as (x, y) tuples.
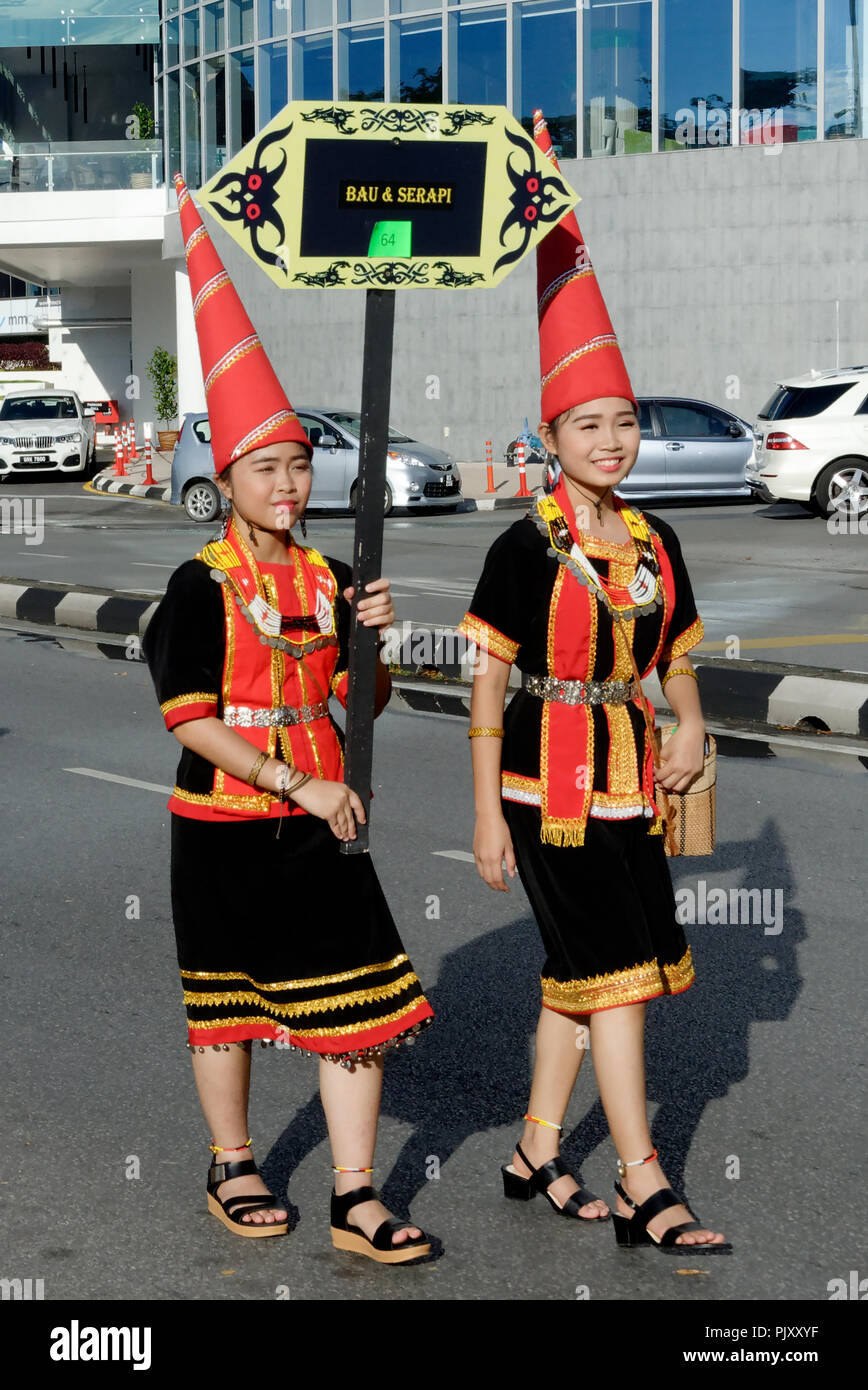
(184, 479), (222, 522)
(814, 458), (868, 519)
(349, 481), (393, 517)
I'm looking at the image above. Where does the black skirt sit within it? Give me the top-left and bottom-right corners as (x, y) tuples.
(502, 800), (695, 1014)
(170, 812), (434, 1061)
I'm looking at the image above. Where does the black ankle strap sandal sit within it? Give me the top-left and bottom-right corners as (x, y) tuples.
(329, 1185), (432, 1265)
(502, 1141), (609, 1221)
(612, 1179), (732, 1254)
(206, 1155), (288, 1239)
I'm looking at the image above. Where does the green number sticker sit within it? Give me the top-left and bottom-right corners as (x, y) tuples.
(368, 220), (412, 258)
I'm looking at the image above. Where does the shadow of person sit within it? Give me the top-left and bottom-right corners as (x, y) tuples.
(266, 817), (802, 1222)
(641, 816), (803, 1194)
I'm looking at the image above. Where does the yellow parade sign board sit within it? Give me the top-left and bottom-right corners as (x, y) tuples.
(194, 101), (579, 290)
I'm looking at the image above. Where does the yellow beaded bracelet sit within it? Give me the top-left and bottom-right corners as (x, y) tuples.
(661, 666), (698, 690)
(468, 727), (505, 738)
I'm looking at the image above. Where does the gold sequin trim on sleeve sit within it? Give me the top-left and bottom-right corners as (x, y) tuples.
(456, 613), (519, 665)
(160, 691), (218, 716)
(661, 615), (705, 662)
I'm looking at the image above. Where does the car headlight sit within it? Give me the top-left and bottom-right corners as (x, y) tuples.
(0, 435), (18, 445)
(55, 432), (82, 444)
(387, 451), (428, 467)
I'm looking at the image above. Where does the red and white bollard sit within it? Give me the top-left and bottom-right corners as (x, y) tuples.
(515, 440), (532, 497)
(143, 422), (156, 486)
(484, 439), (495, 493)
(128, 420), (140, 461)
(113, 428), (127, 477)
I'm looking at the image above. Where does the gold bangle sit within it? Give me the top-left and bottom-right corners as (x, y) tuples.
(247, 751), (269, 786)
(468, 727), (504, 738)
(661, 666), (698, 689)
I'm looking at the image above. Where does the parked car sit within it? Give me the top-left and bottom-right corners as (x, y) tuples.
(0, 387), (97, 479)
(171, 407), (463, 522)
(615, 397), (755, 501)
(745, 367), (868, 517)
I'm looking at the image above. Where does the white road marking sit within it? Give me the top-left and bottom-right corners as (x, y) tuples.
(432, 849), (475, 862)
(64, 767), (172, 794)
(130, 562), (175, 569)
(15, 553), (68, 558)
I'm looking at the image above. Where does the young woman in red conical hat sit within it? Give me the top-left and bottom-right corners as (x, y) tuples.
(141, 175), (435, 1264)
(457, 114), (730, 1255)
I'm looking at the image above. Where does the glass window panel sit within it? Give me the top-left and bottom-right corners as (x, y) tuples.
(449, 6), (506, 105)
(338, 0), (385, 21)
(660, 0), (732, 150)
(166, 0), (180, 13)
(183, 63), (202, 186)
(392, 14), (442, 101)
(167, 15), (180, 67)
(183, 9), (201, 62)
(741, 0), (817, 144)
(259, 40), (289, 118)
(167, 69), (182, 178)
(258, 0), (289, 40)
(293, 0), (334, 29)
(293, 32), (333, 97)
(338, 24), (384, 99)
(229, 0), (255, 46)
(389, 0), (434, 13)
(659, 403), (724, 438)
(204, 55), (227, 179)
(515, 0), (576, 159)
(203, 3), (226, 53)
(825, 0), (868, 139)
(584, 0), (652, 158)
(228, 48), (256, 152)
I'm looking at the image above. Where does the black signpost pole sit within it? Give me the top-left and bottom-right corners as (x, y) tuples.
(340, 286), (396, 854)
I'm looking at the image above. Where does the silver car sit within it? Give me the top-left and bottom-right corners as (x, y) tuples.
(617, 397), (755, 500)
(0, 388), (97, 479)
(171, 407), (463, 522)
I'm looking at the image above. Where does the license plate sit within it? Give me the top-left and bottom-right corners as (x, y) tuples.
(20, 454), (50, 463)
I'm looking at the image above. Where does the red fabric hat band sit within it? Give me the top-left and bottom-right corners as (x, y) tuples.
(173, 172), (311, 473)
(532, 111), (637, 423)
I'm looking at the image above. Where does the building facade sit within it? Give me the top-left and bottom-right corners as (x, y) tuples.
(1, 2), (867, 460)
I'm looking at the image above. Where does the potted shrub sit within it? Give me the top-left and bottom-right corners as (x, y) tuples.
(130, 102), (157, 188)
(147, 346), (179, 450)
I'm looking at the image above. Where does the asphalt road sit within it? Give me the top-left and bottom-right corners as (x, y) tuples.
(1, 478), (866, 671)
(2, 626), (865, 1301)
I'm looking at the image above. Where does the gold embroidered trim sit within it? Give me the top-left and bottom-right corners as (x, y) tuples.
(183, 971), (419, 1017)
(186, 998), (428, 1038)
(582, 534), (639, 560)
(172, 784), (274, 811)
(541, 334), (619, 390)
(662, 616), (705, 661)
(160, 691), (218, 716)
(606, 703), (640, 796)
(457, 613), (519, 664)
(501, 772), (541, 794)
(199, 537), (242, 571)
(541, 946), (694, 1012)
(330, 668), (348, 694)
(180, 953), (409, 989)
(589, 788), (656, 808)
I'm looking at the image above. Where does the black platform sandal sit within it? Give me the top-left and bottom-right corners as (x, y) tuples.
(501, 1114), (608, 1221)
(206, 1139), (288, 1239)
(330, 1181), (432, 1265)
(611, 1148), (731, 1254)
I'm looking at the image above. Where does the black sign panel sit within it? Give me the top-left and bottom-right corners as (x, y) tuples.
(300, 139), (487, 258)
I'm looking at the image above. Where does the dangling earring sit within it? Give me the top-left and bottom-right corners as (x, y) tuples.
(299, 513), (307, 539)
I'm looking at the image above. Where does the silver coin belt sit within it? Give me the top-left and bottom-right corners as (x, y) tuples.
(522, 674), (640, 705)
(222, 702), (329, 727)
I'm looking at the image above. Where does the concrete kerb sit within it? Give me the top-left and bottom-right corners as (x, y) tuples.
(2, 574), (867, 737)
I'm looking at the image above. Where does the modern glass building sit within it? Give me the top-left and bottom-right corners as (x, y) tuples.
(160, 0), (868, 183)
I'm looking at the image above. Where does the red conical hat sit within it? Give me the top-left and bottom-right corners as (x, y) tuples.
(532, 111), (637, 423)
(173, 172), (311, 474)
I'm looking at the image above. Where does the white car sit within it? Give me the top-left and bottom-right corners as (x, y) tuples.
(745, 366), (868, 517)
(0, 387), (97, 480)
